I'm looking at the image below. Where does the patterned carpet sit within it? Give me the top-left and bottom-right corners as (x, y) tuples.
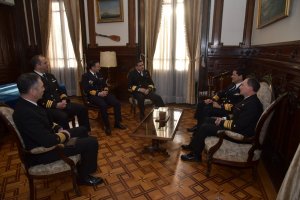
(0, 103), (269, 199)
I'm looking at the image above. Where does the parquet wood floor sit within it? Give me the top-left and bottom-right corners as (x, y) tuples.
(0, 103), (271, 199)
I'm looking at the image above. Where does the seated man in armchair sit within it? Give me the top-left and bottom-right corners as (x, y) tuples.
(187, 68), (245, 133)
(13, 73), (103, 185)
(32, 55), (91, 132)
(181, 78), (263, 162)
(128, 60), (165, 120)
(81, 60), (126, 135)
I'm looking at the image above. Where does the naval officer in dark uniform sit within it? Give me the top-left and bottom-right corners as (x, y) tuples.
(13, 73), (103, 185)
(127, 60), (165, 119)
(31, 55), (91, 132)
(81, 60), (125, 135)
(181, 78), (263, 162)
(187, 68), (245, 133)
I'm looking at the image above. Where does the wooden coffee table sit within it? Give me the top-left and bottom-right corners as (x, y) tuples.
(130, 107), (183, 155)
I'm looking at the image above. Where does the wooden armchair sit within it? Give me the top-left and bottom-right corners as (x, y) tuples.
(0, 105), (81, 199)
(204, 82), (286, 177)
(127, 69), (153, 117)
(79, 81), (101, 119)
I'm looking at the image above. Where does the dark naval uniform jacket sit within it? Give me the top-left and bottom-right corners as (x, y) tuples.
(81, 71), (108, 97)
(34, 72), (68, 109)
(220, 94), (263, 137)
(212, 83), (244, 113)
(128, 69), (155, 93)
(13, 98), (66, 151)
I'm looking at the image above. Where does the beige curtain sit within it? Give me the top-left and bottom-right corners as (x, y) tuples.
(184, 0), (202, 104)
(63, 0), (83, 95)
(37, 0), (52, 55)
(48, 0), (78, 95)
(145, 0), (163, 74)
(276, 143), (300, 200)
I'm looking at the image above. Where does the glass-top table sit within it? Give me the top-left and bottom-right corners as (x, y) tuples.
(130, 107), (184, 155)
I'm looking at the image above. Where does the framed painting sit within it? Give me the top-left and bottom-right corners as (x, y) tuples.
(257, 0), (290, 29)
(96, 0), (124, 23)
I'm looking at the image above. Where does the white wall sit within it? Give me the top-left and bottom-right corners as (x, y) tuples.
(252, 0), (300, 45)
(209, 0), (246, 46)
(84, 0), (139, 46)
(221, 0), (246, 45)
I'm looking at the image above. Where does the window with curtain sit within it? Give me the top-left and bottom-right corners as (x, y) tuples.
(48, 0), (79, 95)
(152, 0), (189, 103)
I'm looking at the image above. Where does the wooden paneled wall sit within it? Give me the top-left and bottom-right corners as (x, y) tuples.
(247, 42), (300, 190)
(0, 0), (41, 84)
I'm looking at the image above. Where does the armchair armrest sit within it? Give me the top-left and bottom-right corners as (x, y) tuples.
(217, 130), (255, 143)
(29, 145), (57, 154)
(25, 145), (77, 168)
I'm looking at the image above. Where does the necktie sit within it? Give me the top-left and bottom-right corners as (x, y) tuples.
(230, 85), (236, 91)
(93, 73), (98, 79)
(42, 73), (48, 81)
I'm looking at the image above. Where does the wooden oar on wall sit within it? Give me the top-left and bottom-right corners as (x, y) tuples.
(95, 32), (121, 42)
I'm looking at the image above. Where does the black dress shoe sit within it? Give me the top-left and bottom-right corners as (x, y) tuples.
(181, 144), (192, 150)
(104, 127), (111, 135)
(180, 153), (201, 162)
(78, 175), (104, 186)
(114, 123), (126, 129)
(187, 125), (197, 132)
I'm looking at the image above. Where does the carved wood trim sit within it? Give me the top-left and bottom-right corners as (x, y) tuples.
(209, 0), (223, 48)
(24, 0), (35, 47)
(87, 0), (97, 48)
(138, 0), (145, 57)
(127, 0), (136, 47)
(240, 0), (255, 48)
(79, 0), (87, 52)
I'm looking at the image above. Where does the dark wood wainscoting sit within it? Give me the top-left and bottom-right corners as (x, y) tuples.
(248, 41), (300, 190)
(86, 46), (138, 101)
(201, 46), (250, 92)
(204, 41), (300, 191)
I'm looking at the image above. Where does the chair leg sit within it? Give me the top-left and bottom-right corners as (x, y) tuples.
(71, 172), (81, 196)
(252, 165), (258, 180)
(29, 178), (35, 200)
(206, 153), (213, 177)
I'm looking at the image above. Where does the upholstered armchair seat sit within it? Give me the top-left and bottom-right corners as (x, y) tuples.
(205, 136), (261, 163)
(129, 96), (153, 115)
(28, 154), (80, 176)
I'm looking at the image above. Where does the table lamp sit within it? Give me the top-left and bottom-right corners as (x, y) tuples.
(100, 51), (117, 86)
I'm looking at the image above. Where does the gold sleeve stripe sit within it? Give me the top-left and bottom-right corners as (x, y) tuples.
(89, 90), (97, 96)
(148, 85), (154, 88)
(224, 120), (233, 129)
(46, 100), (53, 108)
(132, 86), (137, 91)
(224, 103), (233, 111)
(212, 95), (219, 101)
(56, 132), (66, 143)
(60, 94), (67, 99)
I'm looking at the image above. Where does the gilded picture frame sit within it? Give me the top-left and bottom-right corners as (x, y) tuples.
(257, 0), (290, 29)
(96, 0), (124, 23)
